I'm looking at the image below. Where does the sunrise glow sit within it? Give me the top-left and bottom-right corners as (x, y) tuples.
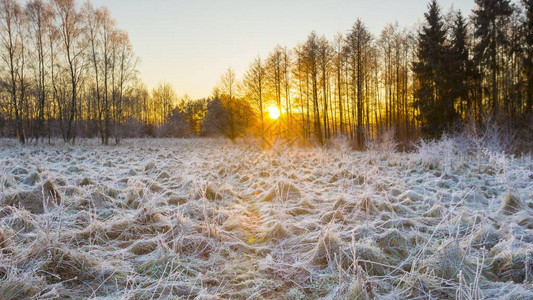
(268, 106), (281, 120)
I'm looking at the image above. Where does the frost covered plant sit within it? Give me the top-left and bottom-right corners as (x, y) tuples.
(485, 150), (530, 215)
(440, 136), (457, 174)
(380, 127), (397, 156)
(364, 132), (379, 164)
(414, 136), (457, 173)
(365, 127), (397, 162)
(330, 135), (352, 160)
(415, 139), (442, 170)
(486, 150), (512, 188)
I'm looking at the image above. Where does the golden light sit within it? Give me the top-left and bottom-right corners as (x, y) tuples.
(268, 106), (281, 120)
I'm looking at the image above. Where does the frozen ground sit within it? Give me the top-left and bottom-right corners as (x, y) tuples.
(0, 137), (532, 299)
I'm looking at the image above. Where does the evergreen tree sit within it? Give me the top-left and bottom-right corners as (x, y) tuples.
(449, 11), (472, 119)
(473, 0), (513, 113)
(413, 0), (450, 137)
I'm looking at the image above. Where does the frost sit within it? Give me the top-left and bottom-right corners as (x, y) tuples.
(0, 138), (531, 298)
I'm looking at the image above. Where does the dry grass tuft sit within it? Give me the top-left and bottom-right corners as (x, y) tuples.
(500, 192), (525, 214)
(419, 240), (478, 283)
(309, 228), (346, 267)
(2, 180), (61, 214)
(491, 239), (533, 283)
(262, 180), (302, 202)
(0, 268), (52, 300)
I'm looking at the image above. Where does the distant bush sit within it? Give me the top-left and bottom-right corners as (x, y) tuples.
(164, 108), (191, 138)
(201, 97), (253, 140)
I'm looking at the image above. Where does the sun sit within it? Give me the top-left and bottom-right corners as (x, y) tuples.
(268, 106), (281, 120)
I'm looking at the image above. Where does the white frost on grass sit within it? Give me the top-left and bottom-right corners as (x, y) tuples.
(0, 137), (532, 299)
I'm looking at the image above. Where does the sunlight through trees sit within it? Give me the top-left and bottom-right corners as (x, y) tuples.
(0, 0), (531, 147)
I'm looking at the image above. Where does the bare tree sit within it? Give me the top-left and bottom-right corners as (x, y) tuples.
(113, 30), (136, 144)
(51, 0), (86, 143)
(26, 0), (51, 143)
(0, 0), (25, 143)
(304, 32), (323, 144)
(347, 19), (373, 147)
(243, 56), (266, 134)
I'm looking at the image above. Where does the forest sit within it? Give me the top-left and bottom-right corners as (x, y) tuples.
(0, 0), (532, 150)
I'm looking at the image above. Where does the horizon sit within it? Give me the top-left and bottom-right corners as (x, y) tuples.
(91, 0), (476, 99)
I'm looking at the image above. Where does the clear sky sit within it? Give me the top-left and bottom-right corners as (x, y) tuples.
(91, 0), (476, 99)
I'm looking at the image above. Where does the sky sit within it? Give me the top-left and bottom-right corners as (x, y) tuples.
(91, 0), (476, 99)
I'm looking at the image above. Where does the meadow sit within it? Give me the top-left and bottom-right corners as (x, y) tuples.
(0, 137), (532, 299)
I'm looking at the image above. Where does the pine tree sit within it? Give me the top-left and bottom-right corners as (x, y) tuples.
(473, 0), (513, 113)
(449, 11), (471, 119)
(413, 0), (449, 137)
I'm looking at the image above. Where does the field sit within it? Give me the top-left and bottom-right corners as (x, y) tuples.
(0, 137), (532, 299)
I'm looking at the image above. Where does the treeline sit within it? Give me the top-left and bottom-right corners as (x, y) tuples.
(0, 0), (144, 144)
(1, 0), (532, 147)
(206, 0), (533, 148)
(0, 0), (247, 143)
